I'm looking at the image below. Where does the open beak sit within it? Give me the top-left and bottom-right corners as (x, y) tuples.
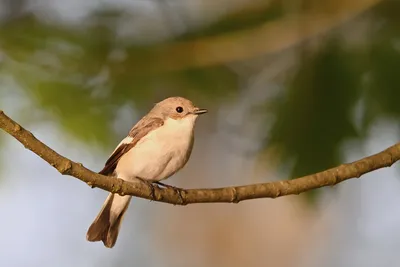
(193, 108), (208, 115)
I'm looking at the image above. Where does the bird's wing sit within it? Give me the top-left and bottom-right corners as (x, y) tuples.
(99, 117), (164, 176)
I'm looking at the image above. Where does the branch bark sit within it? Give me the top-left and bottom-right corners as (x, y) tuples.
(0, 109), (399, 205)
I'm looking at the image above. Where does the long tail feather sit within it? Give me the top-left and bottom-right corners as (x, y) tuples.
(86, 193), (131, 248)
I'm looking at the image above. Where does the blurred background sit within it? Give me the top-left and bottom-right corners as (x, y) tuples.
(0, 0), (400, 266)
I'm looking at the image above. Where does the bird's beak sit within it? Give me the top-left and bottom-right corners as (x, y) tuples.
(193, 108), (208, 115)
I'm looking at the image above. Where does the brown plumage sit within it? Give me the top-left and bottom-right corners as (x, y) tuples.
(99, 117), (164, 176)
(86, 194), (131, 248)
(87, 118), (165, 248)
(86, 97), (207, 248)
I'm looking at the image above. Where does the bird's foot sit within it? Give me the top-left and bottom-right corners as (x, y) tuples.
(154, 181), (182, 190)
(153, 181), (185, 205)
(136, 177), (156, 200)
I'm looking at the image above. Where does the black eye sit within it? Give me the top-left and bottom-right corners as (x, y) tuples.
(176, 106), (183, 113)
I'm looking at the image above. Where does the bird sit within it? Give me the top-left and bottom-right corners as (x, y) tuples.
(86, 96), (207, 248)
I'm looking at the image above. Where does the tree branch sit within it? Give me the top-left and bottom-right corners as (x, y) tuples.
(0, 110), (399, 205)
(123, 0), (382, 73)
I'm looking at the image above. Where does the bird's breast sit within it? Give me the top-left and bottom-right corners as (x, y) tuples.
(116, 117), (196, 181)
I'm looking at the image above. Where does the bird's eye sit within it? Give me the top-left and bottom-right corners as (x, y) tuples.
(176, 106), (183, 113)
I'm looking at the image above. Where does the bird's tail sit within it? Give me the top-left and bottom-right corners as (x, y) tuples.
(86, 193), (132, 248)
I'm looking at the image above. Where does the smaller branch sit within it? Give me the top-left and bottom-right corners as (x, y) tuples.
(0, 110), (399, 205)
(122, 0), (382, 73)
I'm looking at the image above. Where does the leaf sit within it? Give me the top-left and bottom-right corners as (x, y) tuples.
(364, 0), (400, 119)
(28, 81), (117, 146)
(177, 2), (284, 40)
(267, 38), (361, 190)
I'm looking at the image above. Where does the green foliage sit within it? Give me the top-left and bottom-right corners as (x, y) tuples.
(261, 0), (400, 200)
(177, 2), (284, 40)
(364, 0), (400, 121)
(268, 38), (361, 182)
(367, 42), (400, 117)
(29, 81), (116, 145)
(0, 15), (238, 147)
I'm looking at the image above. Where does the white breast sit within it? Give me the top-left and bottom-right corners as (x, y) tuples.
(115, 116), (196, 182)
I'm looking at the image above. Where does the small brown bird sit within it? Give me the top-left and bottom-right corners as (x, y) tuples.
(86, 97), (207, 248)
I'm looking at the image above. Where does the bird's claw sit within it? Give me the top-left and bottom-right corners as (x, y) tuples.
(154, 181), (184, 205)
(154, 181), (181, 190)
(137, 177), (156, 200)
